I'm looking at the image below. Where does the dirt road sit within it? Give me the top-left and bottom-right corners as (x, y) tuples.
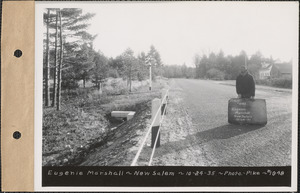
(147, 79), (292, 166)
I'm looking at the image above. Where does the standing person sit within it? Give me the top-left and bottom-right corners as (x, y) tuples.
(236, 66), (255, 99)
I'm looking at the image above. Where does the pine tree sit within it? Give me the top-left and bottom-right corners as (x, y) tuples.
(59, 9), (96, 90)
(92, 52), (109, 92)
(72, 43), (95, 88)
(43, 8), (96, 110)
(121, 48), (138, 92)
(146, 45), (163, 81)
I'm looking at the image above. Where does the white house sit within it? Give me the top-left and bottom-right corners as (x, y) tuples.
(259, 62), (292, 80)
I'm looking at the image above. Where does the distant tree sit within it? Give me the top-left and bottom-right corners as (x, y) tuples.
(230, 52), (246, 79)
(110, 55), (126, 78)
(162, 64), (195, 79)
(137, 52), (148, 81)
(198, 55), (209, 78)
(248, 51), (263, 79)
(106, 57), (119, 78)
(121, 48), (139, 92)
(208, 52), (217, 69)
(186, 67), (195, 78)
(92, 52), (109, 92)
(216, 51), (232, 80)
(181, 63), (188, 78)
(194, 54), (201, 78)
(193, 50), (288, 81)
(146, 45), (163, 80)
(71, 43), (95, 88)
(207, 68), (225, 80)
(147, 45), (162, 66)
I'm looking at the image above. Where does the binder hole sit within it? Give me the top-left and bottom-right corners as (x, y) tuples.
(14, 49), (22, 58)
(13, 131), (21, 139)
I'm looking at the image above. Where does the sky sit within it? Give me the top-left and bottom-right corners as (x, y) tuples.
(41, 1), (299, 66)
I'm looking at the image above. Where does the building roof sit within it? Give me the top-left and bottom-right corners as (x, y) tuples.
(260, 63), (272, 71)
(274, 63), (292, 74)
(259, 63), (272, 72)
(259, 62), (292, 74)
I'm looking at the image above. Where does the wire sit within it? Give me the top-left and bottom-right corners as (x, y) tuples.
(148, 100), (168, 166)
(130, 90), (169, 166)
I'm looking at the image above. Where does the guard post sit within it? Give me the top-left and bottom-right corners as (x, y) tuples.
(161, 89), (168, 115)
(151, 98), (161, 148)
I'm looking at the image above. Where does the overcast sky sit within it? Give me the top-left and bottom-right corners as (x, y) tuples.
(39, 1), (299, 66)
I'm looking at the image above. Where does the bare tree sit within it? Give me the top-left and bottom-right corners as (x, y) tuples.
(56, 10), (63, 111)
(52, 10), (59, 107)
(45, 9), (51, 106)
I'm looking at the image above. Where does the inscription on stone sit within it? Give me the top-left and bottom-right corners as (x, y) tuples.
(228, 98), (267, 125)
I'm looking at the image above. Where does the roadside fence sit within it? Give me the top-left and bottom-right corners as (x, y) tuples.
(131, 88), (169, 166)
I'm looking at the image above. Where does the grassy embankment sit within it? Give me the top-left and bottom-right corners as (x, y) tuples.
(256, 78), (292, 89)
(214, 78), (292, 90)
(43, 78), (167, 166)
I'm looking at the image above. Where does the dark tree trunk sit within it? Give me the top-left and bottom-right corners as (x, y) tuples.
(45, 9), (50, 106)
(57, 10), (63, 111)
(83, 78), (86, 88)
(129, 77), (132, 92)
(97, 82), (100, 90)
(52, 10), (58, 107)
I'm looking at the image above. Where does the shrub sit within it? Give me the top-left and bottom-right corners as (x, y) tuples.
(271, 78), (292, 88)
(107, 69), (119, 78)
(256, 78), (292, 88)
(62, 79), (79, 90)
(207, 68), (225, 80)
(256, 79), (272, 86)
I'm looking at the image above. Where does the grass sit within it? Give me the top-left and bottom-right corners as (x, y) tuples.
(256, 78), (292, 89)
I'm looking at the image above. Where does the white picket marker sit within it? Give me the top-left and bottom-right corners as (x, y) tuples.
(151, 98), (161, 148)
(161, 89), (168, 115)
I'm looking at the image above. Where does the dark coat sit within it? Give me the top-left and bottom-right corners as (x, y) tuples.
(236, 72), (255, 98)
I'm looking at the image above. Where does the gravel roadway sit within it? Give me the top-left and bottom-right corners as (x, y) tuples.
(149, 79), (292, 166)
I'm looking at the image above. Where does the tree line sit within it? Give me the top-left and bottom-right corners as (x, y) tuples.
(162, 64), (194, 79)
(194, 50), (276, 80)
(44, 8), (288, 111)
(162, 51), (278, 80)
(43, 8), (162, 110)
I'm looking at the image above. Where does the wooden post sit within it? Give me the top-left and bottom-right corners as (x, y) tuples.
(161, 89), (167, 115)
(151, 98), (161, 148)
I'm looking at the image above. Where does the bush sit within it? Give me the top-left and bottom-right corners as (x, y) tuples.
(271, 78), (292, 88)
(256, 79), (272, 86)
(207, 68), (225, 80)
(107, 69), (119, 78)
(62, 79), (79, 90)
(256, 78), (292, 88)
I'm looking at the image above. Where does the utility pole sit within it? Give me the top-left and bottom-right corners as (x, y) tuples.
(146, 56), (153, 91)
(149, 64), (152, 91)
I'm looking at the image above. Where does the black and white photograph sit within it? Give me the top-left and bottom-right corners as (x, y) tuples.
(35, 1), (298, 191)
